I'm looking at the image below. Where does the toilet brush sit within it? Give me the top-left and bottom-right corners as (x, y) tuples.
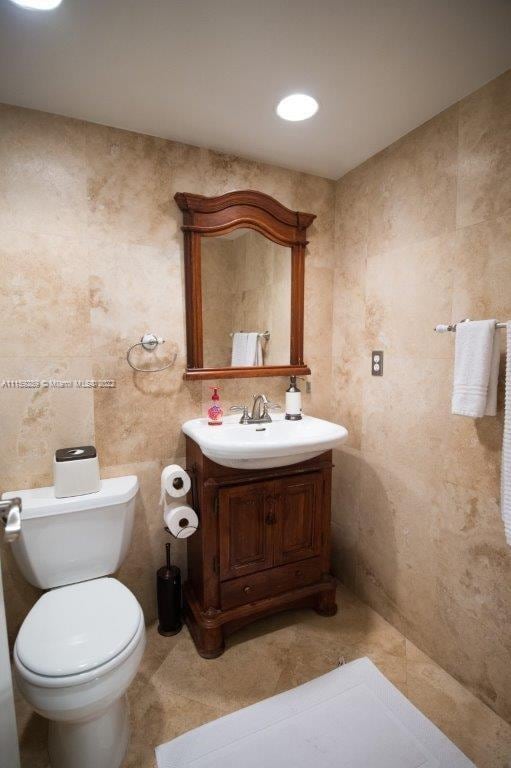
(157, 542), (182, 636)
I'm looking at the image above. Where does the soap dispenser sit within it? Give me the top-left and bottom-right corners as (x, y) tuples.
(208, 387), (223, 426)
(285, 376), (302, 420)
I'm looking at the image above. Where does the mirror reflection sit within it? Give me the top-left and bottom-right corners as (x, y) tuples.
(201, 228), (291, 368)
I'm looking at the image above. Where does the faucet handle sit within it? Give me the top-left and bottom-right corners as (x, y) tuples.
(261, 402), (281, 422)
(230, 405), (250, 424)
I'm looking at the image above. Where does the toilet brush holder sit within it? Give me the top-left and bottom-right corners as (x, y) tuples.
(157, 542), (182, 636)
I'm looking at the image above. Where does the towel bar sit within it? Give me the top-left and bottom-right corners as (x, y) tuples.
(434, 319), (508, 333)
(229, 331), (270, 339)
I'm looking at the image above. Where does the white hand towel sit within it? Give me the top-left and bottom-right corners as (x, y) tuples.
(501, 323), (511, 546)
(245, 332), (263, 366)
(231, 332), (262, 366)
(452, 320), (500, 418)
(231, 332), (249, 366)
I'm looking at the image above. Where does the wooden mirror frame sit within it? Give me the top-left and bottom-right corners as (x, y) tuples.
(175, 190), (315, 380)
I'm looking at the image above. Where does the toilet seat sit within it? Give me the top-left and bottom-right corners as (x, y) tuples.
(15, 577), (144, 688)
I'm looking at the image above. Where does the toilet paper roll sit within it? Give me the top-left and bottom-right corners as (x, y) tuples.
(160, 465), (191, 503)
(163, 502), (199, 539)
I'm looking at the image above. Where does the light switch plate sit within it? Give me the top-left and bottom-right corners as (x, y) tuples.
(371, 350), (383, 376)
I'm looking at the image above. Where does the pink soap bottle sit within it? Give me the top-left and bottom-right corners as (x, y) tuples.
(208, 387), (223, 426)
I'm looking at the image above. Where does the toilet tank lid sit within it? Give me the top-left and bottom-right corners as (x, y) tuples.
(1, 475), (138, 519)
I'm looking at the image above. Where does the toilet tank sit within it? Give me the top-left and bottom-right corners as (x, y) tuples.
(2, 476), (138, 589)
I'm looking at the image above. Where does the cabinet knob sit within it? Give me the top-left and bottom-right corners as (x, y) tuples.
(295, 569), (303, 577)
(243, 585), (253, 594)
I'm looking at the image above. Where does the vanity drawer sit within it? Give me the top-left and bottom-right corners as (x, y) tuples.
(220, 557), (322, 610)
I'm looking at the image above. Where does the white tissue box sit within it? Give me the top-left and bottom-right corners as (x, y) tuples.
(53, 446), (101, 498)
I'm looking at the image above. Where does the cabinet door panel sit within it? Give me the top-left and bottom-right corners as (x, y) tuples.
(218, 481), (274, 581)
(274, 473), (322, 565)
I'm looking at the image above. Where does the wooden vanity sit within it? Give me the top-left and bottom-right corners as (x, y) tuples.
(184, 437), (337, 658)
(175, 188), (339, 657)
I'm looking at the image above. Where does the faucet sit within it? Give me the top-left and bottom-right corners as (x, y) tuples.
(251, 394), (270, 422)
(231, 394), (281, 425)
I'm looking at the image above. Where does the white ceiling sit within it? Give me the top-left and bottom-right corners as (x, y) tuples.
(1, 0), (510, 179)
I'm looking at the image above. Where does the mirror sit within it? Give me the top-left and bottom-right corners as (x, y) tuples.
(201, 229), (291, 368)
(175, 190), (315, 380)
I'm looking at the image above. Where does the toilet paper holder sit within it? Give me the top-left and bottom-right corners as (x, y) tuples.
(126, 332), (177, 372)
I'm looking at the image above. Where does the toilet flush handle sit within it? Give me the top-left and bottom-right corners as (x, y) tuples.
(0, 497), (22, 543)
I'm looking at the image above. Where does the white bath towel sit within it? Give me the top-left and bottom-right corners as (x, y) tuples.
(452, 320), (500, 418)
(502, 323), (511, 546)
(231, 332), (262, 366)
(245, 332), (263, 366)
(231, 332), (248, 366)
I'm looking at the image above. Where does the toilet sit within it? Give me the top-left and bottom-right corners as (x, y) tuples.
(3, 475), (145, 768)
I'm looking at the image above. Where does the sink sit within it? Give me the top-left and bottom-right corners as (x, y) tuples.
(182, 413), (348, 469)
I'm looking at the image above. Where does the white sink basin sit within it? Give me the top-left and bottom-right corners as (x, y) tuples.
(182, 413), (348, 469)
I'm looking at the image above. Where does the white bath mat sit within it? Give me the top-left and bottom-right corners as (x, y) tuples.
(155, 657), (474, 768)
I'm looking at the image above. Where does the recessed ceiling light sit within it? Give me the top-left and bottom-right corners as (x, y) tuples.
(9, 0), (63, 9)
(276, 94), (319, 122)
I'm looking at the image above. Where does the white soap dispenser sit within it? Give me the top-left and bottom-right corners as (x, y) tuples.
(285, 376), (302, 420)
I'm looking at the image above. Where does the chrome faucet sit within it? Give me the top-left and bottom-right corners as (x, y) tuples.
(231, 394), (281, 425)
(0, 497), (22, 543)
(251, 394), (270, 422)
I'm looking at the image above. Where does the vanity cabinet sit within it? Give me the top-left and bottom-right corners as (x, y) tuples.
(184, 438), (337, 658)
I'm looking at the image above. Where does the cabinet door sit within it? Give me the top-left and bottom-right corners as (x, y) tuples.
(218, 481), (275, 581)
(274, 472), (322, 566)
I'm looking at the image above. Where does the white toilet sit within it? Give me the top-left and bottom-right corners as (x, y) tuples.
(3, 475), (145, 768)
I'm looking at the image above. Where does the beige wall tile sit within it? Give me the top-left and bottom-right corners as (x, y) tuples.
(364, 232), (455, 359)
(0, 357), (94, 490)
(0, 229), (91, 358)
(335, 164), (371, 259)
(457, 69), (511, 228)
(92, 355), (201, 466)
(332, 266), (366, 361)
(333, 69), (511, 724)
(356, 454), (440, 635)
(366, 106), (458, 257)
(331, 354), (364, 449)
(0, 105), (87, 238)
(361, 356), (452, 474)
(304, 266), (333, 349)
(451, 209), (511, 323)
(89, 239), (186, 358)
(85, 123), (179, 248)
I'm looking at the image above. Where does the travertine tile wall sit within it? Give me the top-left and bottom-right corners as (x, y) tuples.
(1, 68), (509, 726)
(0, 103), (334, 642)
(331, 68), (511, 722)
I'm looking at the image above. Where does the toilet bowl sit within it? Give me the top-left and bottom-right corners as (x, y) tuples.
(2, 475), (144, 768)
(14, 578), (146, 768)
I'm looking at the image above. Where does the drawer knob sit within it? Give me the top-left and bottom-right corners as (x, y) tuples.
(243, 585), (253, 594)
(295, 569), (303, 577)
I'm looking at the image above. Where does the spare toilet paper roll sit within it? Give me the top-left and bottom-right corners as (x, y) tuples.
(163, 503), (199, 539)
(160, 465), (191, 503)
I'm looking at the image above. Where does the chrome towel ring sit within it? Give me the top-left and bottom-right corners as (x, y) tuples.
(126, 333), (177, 372)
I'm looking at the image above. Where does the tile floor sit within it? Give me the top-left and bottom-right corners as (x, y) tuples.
(15, 583), (511, 768)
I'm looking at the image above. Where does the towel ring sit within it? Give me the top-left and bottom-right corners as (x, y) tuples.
(126, 333), (177, 373)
